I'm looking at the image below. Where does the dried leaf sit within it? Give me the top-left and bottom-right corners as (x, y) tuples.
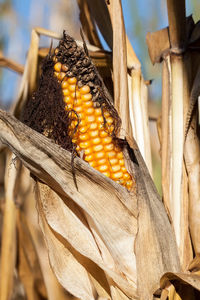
(107, 0), (132, 139)
(77, 0), (102, 48)
(146, 28), (170, 64)
(161, 272), (200, 299)
(158, 49), (193, 269)
(36, 182), (111, 299)
(0, 109), (138, 298)
(38, 196), (96, 300)
(184, 113), (200, 254)
(17, 210), (47, 300)
(132, 146), (181, 299)
(128, 71), (152, 175)
(188, 254), (200, 274)
(21, 172), (74, 300)
(0, 51), (24, 74)
(81, 0), (113, 50)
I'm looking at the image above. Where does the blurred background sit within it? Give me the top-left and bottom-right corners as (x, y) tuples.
(0, 0), (200, 193)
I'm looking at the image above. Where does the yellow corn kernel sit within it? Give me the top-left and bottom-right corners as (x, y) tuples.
(99, 130), (108, 138)
(54, 62), (62, 72)
(79, 141), (91, 149)
(68, 77), (77, 84)
(117, 152), (123, 159)
(65, 104), (73, 110)
(93, 144), (103, 152)
(85, 155), (93, 162)
(80, 85), (90, 94)
(94, 152), (105, 159)
(119, 159), (125, 166)
(77, 112), (85, 119)
(68, 122), (76, 130)
(107, 151), (116, 158)
(74, 99), (82, 107)
(121, 166), (127, 173)
(86, 107), (95, 115)
(126, 181), (133, 189)
(90, 123), (98, 130)
(123, 173), (131, 180)
(97, 158), (107, 165)
(84, 147), (93, 155)
(53, 56), (58, 63)
(96, 116), (104, 123)
(106, 117), (113, 125)
(102, 171), (111, 177)
(69, 85), (76, 92)
(79, 120), (86, 127)
(89, 161), (97, 168)
(98, 165), (108, 172)
(86, 115), (96, 123)
(74, 106), (83, 113)
(92, 137), (101, 145)
(112, 172), (123, 179)
(72, 138), (77, 144)
(63, 89), (70, 96)
(71, 91), (81, 99)
(54, 62), (134, 190)
(103, 111), (110, 117)
(84, 100), (93, 108)
(102, 136), (112, 144)
(58, 72), (66, 81)
(95, 108), (102, 116)
(89, 130), (98, 138)
(81, 94), (92, 101)
(54, 71), (59, 78)
(63, 96), (72, 104)
(111, 165), (121, 173)
(61, 81), (68, 89)
(104, 144), (114, 151)
(79, 133), (90, 141)
(79, 126), (88, 133)
(109, 158), (118, 165)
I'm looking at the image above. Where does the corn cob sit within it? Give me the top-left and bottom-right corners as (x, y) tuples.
(23, 32), (135, 190)
(53, 59), (134, 190)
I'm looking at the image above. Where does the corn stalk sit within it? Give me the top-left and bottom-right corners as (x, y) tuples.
(147, 0), (196, 269)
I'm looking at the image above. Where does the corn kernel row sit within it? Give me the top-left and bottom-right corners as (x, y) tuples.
(54, 61), (133, 190)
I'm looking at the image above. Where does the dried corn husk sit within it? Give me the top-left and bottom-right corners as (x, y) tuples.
(0, 108), (181, 299)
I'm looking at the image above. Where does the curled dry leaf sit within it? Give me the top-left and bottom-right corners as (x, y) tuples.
(160, 271), (200, 299)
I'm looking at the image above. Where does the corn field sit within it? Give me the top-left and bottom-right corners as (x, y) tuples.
(0, 0), (200, 299)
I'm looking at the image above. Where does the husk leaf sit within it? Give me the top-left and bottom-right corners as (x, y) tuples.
(0, 108), (182, 299)
(0, 109), (138, 298)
